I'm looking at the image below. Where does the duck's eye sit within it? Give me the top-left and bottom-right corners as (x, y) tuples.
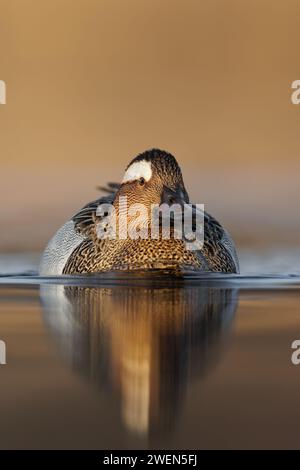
(139, 177), (145, 186)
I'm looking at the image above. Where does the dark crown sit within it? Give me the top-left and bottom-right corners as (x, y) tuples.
(128, 149), (181, 179)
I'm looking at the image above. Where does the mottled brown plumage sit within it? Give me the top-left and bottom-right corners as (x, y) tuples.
(61, 149), (239, 274)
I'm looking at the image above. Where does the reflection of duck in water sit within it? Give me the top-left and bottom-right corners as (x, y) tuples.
(40, 282), (238, 438)
(40, 149), (239, 274)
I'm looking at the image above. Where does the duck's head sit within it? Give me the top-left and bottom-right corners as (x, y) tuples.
(116, 149), (189, 209)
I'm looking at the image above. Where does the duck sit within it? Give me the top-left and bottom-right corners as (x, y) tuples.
(39, 149), (239, 275)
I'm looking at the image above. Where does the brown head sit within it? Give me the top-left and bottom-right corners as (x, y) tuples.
(116, 149), (189, 209)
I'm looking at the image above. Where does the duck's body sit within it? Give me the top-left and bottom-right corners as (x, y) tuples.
(40, 150), (239, 275)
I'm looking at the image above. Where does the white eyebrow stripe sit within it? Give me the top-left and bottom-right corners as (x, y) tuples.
(122, 160), (152, 183)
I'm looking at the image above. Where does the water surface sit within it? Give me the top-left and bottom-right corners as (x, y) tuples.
(0, 250), (300, 449)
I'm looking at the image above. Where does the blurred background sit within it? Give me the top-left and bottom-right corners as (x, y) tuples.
(1, 0), (300, 253)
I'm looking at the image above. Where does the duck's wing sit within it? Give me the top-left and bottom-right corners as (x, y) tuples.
(39, 184), (119, 275)
(203, 212), (240, 273)
(72, 192), (116, 237)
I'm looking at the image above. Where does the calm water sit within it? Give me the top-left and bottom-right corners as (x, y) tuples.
(0, 250), (300, 449)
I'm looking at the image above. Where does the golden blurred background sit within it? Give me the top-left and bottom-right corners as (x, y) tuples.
(1, 0), (300, 251)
